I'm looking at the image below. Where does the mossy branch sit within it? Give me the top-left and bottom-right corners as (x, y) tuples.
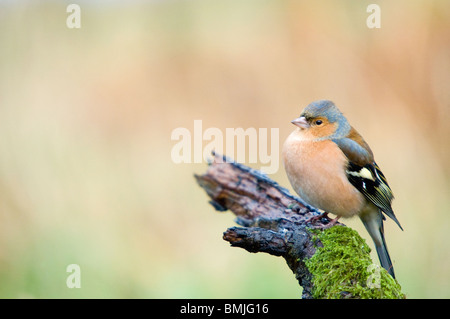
(195, 153), (404, 299)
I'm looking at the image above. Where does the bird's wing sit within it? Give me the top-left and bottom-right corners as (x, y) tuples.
(332, 136), (403, 230)
(331, 128), (374, 166)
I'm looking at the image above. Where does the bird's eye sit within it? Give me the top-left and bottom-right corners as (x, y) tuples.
(315, 120), (323, 125)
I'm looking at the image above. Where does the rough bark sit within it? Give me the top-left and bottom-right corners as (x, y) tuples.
(195, 153), (405, 299)
(194, 153), (338, 299)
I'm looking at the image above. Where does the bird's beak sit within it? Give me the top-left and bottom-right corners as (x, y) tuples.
(291, 116), (310, 129)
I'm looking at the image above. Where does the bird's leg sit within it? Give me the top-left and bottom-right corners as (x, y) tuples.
(305, 212), (331, 224)
(317, 216), (341, 229)
(306, 212), (340, 229)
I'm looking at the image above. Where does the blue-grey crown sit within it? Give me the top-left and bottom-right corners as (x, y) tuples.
(301, 100), (350, 138)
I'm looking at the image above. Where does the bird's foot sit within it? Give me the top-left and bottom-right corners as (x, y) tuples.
(305, 212), (330, 224)
(314, 216), (341, 229)
(287, 203), (303, 214)
(306, 212), (340, 229)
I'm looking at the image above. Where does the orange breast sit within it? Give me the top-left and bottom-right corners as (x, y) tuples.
(282, 130), (365, 217)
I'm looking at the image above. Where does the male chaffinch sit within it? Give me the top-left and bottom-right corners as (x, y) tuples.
(282, 100), (402, 278)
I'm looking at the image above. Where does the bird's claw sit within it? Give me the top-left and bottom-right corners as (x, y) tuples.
(305, 212), (340, 229)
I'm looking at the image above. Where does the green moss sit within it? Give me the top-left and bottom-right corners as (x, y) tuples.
(305, 226), (405, 299)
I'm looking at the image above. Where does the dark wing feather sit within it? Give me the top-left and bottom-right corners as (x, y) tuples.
(331, 134), (403, 230)
(346, 162), (403, 230)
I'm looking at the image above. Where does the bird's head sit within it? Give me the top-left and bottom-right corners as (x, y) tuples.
(291, 100), (350, 140)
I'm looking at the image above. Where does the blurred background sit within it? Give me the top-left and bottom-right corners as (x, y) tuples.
(0, 0), (449, 298)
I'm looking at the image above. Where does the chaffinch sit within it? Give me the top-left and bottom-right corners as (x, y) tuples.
(282, 100), (402, 278)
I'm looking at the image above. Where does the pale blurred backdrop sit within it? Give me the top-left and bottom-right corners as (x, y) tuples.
(0, 0), (449, 298)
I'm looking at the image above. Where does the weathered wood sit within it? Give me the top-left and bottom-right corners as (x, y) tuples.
(195, 153), (405, 299)
(194, 153), (337, 299)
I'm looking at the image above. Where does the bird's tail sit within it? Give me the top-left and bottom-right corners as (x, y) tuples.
(360, 207), (396, 279)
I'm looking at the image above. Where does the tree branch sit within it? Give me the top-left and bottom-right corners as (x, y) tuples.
(195, 153), (405, 299)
